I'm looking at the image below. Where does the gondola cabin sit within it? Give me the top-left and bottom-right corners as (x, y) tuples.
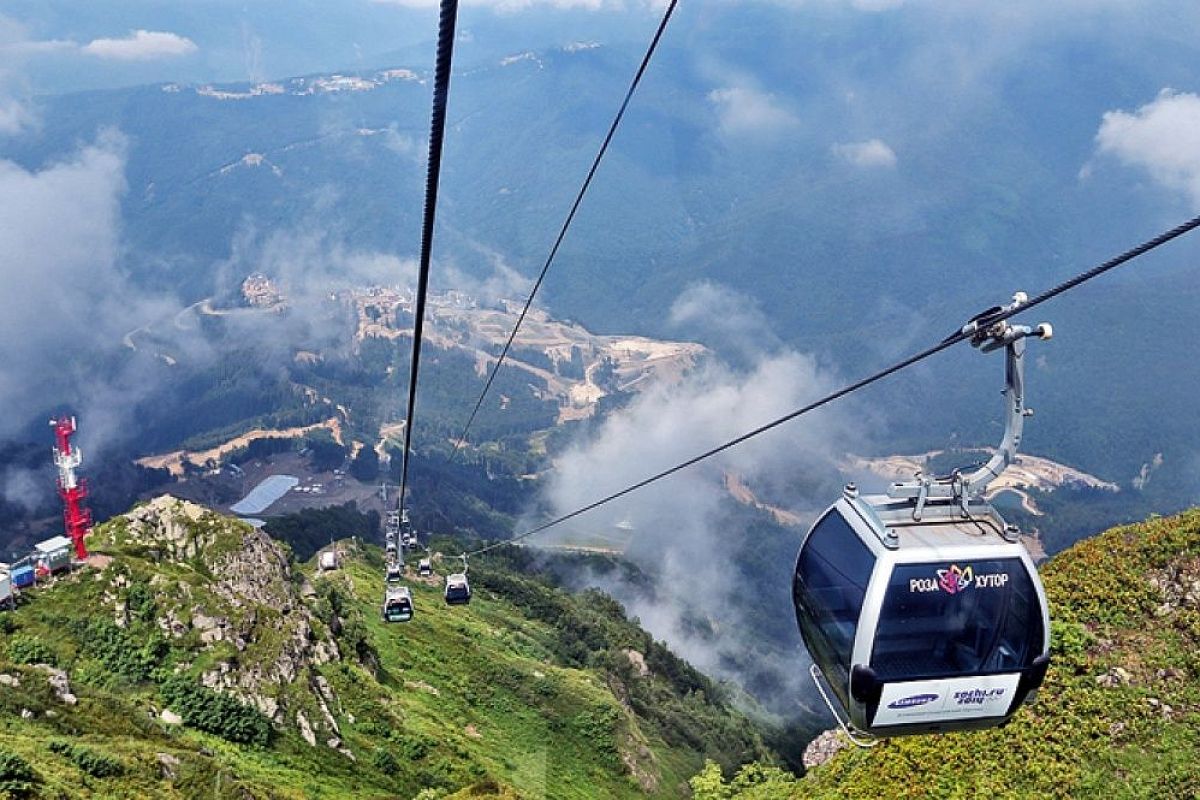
(793, 486), (1050, 737)
(382, 586), (414, 623)
(386, 564), (404, 584)
(444, 573), (471, 605)
(418, 558), (433, 577)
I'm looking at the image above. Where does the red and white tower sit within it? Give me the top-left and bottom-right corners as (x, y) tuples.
(51, 416), (91, 560)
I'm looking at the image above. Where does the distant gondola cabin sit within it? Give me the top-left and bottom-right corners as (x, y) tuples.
(382, 587), (414, 623)
(444, 574), (471, 605)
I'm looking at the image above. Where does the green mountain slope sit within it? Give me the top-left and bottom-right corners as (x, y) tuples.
(0, 496), (772, 799)
(690, 509), (1200, 799)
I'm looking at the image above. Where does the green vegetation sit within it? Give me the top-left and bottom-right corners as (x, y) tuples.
(0, 750), (37, 797)
(264, 502), (381, 562)
(48, 741), (124, 778)
(0, 499), (775, 798)
(690, 509), (1200, 798)
(6, 637), (57, 667)
(160, 677), (273, 747)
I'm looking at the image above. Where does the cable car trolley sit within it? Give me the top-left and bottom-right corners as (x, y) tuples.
(793, 294), (1053, 741)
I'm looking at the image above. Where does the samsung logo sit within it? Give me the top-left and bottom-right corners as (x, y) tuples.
(887, 693), (939, 709)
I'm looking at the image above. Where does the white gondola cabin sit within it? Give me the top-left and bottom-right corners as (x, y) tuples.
(793, 298), (1054, 740)
(382, 586), (414, 623)
(444, 573), (471, 605)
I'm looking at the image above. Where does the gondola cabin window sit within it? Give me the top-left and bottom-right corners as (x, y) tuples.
(793, 511), (873, 702)
(870, 558), (1044, 682)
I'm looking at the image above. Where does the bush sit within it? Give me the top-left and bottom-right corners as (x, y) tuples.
(0, 750), (36, 796)
(7, 635), (57, 666)
(159, 676), (272, 746)
(72, 619), (165, 684)
(48, 741), (124, 778)
(372, 747), (399, 773)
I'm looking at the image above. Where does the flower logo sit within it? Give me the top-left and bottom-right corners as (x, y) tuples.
(936, 564), (974, 594)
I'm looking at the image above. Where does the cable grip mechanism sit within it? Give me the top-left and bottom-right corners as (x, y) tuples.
(890, 291), (1052, 518)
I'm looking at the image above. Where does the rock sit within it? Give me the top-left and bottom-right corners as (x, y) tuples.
(1095, 666), (1133, 687)
(37, 665), (76, 704)
(156, 752), (181, 779)
(160, 708), (183, 725)
(44, 709), (57, 718)
(296, 711), (317, 747)
(325, 737), (342, 750)
(623, 649), (650, 678)
(404, 680), (440, 696)
(1147, 697), (1160, 708)
(0, 673), (20, 688)
(803, 729), (850, 770)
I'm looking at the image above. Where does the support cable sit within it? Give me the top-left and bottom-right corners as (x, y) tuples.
(398, 0), (461, 513)
(449, 0), (680, 461)
(467, 213), (1200, 556)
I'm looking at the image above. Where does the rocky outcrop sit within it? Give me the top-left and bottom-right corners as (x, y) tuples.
(110, 496), (346, 750)
(803, 729), (850, 770)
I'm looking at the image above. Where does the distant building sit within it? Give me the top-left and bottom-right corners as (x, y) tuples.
(34, 535), (73, 574)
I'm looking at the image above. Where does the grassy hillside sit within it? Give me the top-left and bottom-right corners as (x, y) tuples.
(0, 496), (773, 799)
(689, 509), (1200, 799)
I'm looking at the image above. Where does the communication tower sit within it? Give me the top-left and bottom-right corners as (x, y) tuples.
(51, 416), (91, 560)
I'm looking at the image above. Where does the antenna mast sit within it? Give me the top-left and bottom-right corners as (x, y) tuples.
(51, 416), (92, 560)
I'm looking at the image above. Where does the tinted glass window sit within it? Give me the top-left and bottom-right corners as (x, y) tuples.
(794, 510), (875, 686)
(870, 558), (1043, 681)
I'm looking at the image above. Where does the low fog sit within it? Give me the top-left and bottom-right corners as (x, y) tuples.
(531, 281), (876, 719)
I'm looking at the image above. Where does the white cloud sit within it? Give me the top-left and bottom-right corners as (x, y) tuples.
(0, 97), (33, 135)
(0, 131), (183, 447)
(708, 85), (798, 137)
(371, 0), (611, 9)
(669, 280), (782, 360)
(532, 280), (867, 713)
(832, 138), (898, 168)
(1093, 89), (1200, 206)
(82, 30), (197, 61)
(850, 0), (906, 9)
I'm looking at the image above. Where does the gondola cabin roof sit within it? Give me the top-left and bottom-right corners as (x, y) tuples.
(835, 491), (1025, 561)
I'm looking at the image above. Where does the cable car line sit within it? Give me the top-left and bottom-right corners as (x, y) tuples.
(383, 0), (460, 625)
(397, 0), (461, 514)
(448, 0), (680, 462)
(466, 211), (1200, 557)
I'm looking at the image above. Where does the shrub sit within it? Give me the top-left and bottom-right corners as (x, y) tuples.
(48, 741), (124, 778)
(372, 748), (399, 774)
(0, 750), (36, 796)
(159, 676), (272, 746)
(7, 635), (57, 666)
(72, 619), (165, 684)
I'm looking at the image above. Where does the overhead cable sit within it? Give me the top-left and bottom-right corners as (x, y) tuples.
(468, 212), (1200, 556)
(449, 0), (680, 461)
(398, 0), (461, 512)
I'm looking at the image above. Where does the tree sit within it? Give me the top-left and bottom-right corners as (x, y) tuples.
(349, 445), (380, 482)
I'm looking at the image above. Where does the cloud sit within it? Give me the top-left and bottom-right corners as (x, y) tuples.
(832, 138), (897, 168)
(371, 0), (613, 10)
(81, 30), (198, 62)
(1093, 89), (1200, 206)
(532, 283), (864, 715)
(707, 85), (798, 137)
(669, 280), (782, 361)
(0, 97), (33, 136)
(0, 131), (185, 451)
